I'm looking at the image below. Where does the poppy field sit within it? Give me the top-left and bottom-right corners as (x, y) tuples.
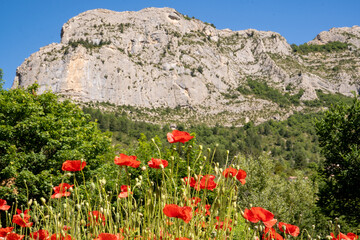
(0, 129), (358, 240)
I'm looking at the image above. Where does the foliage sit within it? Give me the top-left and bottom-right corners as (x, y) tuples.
(316, 95), (360, 229)
(303, 89), (354, 107)
(235, 154), (328, 236)
(83, 106), (326, 171)
(237, 78), (304, 107)
(0, 85), (113, 206)
(68, 38), (111, 50)
(291, 41), (349, 54)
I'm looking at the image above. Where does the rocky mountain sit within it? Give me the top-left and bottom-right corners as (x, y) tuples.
(12, 8), (360, 126)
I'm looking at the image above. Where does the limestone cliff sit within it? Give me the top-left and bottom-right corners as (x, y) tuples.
(12, 8), (360, 125)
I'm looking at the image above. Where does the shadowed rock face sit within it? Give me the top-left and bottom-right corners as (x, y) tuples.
(12, 8), (360, 123)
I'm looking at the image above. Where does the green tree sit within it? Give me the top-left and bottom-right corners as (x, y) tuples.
(0, 85), (113, 205)
(316, 95), (360, 228)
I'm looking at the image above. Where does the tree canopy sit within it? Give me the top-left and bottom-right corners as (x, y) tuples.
(0, 85), (113, 204)
(316, 95), (360, 228)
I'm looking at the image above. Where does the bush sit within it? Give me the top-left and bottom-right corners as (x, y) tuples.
(0, 85), (113, 206)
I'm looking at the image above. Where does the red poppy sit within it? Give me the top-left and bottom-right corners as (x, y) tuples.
(0, 227), (14, 237)
(5, 232), (25, 240)
(118, 185), (132, 198)
(263, 228), (283, 240)
(87, 211), (106, 226)
(184, 175), (217, 191)
(30, 229), (50, 240)
(243, 207), (275, 224)
(222, 168), (247, 185)
(94, 233), (125, 240)
(264, 218), (277, 228)
(215, 216), (232, 231)
(183, 176), (198, 190)
(199, 175), (217, 191)
(347, 233), (359, 240)
(62, 160), (86, 171)
(167, 130), (194, 144)
(278, 222), (300, 237)
(51, 183), (73, 199)
(195, 204), (211, 216)
(148, 158), (168, 169)
(0, 199), (11, 211)
(222, 167), (238, 178)
(50, 233), (72, 240)
(163, 204), (192, 223)
(330, 232), (354, 240)
(114, 154), (141, 168)
(236, 169), (247, 185)
(186, 197), (201, 206)
(12, 209), (33, 227)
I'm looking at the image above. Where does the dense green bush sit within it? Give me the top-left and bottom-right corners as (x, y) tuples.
(291, 41), (349, 54)
(0, 85), (113, 205)
(316, 95), (360, 229)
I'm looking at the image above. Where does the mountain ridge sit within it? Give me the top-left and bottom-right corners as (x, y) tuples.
(12, 7), (360, 125)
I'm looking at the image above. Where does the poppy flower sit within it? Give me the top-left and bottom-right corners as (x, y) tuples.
(263, 228), (284, 240)
(264, 218), (277, 228)
(62, 160), (86, 171)
(183, 177), (198, 190)
(222, 167), (238, 178)
(215, 216), (232, 231)
(167, 130), (194, 144)
(51, 183), (74, 199)
(347, 233), (359, 240)
(195, 204), (211, 216)
(114, 154), (141, 168)
(185, 197), (201, 206)
(5, 232), (25, 240)
(199, 175), (217, 191)
(0, 227), (14, 237)
(30, 229), (50, 240)
(148, 158), (168, 169)
(94, 233), (125, 240)
(184, 175), (217, 191)
(50, 233), (72, 240)
(330, 232), (353, 240)
(118, 185), (132, 198)
(12, 209), (33, 227)
(88, 211), (106, 226)
(163, 204), (192, 223)
(0, 199), (11, 211)
(278, 222), (300, 237)
(243, 207), (275, 224)
(236, 169), (247, 185)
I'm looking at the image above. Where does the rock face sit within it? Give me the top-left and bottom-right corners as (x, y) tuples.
(12, 8), (360, 125)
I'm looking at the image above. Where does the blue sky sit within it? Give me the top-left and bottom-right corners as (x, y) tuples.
(1, 0), (359, 89)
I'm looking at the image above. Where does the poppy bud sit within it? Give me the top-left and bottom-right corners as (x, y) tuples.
(159, 164), (164, 169)
(203, 156), (207, 161)
(199, 145), (203, 150)
(141, 166), (147, 171)
(199, 166), (203, 170)
(28, 199), (33, 207)
(20, 213), (24, 218)
(41, 197), (46, 204)
(100, 178), (106, 185)
(226, 150), (230, 155)
(90, 182), (96, 190)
